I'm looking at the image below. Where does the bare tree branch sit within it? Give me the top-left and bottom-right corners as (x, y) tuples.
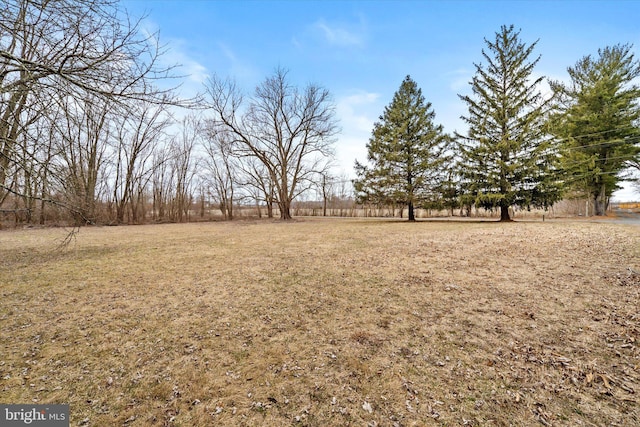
(204, 67), (339, 219)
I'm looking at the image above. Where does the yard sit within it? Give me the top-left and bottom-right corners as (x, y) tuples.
(1, 218), (638, 426)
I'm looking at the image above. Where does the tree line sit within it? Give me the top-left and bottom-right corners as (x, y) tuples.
(355, 25), (640, 221)
(0, 0), (341, 225)
(1, 2), (638, 226)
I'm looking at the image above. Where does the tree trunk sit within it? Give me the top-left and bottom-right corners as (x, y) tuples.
(278, 180), (293, 219)
(500, 204), (512, 222)
(280, 199), (292, 220)
(39, 197), (46, 225)
(266, 201), (273, 218)
(594, 183), (607, 216)
(408, 201), (415, 221)
(322, 174), (328, 217)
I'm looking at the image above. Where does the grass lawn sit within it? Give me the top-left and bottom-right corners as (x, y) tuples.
(1, 218), (639, 426)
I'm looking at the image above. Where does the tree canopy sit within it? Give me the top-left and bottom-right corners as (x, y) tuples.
(354, 76), (450, 221)
(456, 25), (562, 221)
(550, 44), (640, 215)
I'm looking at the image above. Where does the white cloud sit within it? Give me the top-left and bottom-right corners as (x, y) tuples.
(446, 68), (472, 92)
(534, 71), (569, 101)
(218, 42), (238, 64)
(291, 36), (303, 50)
(138, 18), (210, 90)
(333, 91), (381, 176)
(337, 92), (380, 132)
(313, 18), (366, 47)
(154, 41), (209, 101)
(216, 42), (259, 84)
(165, 42), (210, 84)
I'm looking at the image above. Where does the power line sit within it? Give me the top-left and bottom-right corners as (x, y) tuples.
(556, 154), (639, 168)
(556, 136), (640, 152)
(550, 124), (639, 141)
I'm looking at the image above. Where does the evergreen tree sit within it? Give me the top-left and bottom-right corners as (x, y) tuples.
(550, 44), (640, 216)
(354, 76), (450, 221)
(457, 25), (561, 221)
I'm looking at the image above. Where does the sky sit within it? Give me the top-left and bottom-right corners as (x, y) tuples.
(121, 0), (640, 201)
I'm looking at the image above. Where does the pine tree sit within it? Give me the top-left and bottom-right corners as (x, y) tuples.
(457, 25), (561, 221)
(550, 44), (640, 216)
(354, 76), (450, 221)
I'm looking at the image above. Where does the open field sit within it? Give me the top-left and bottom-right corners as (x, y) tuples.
(1, 218), (639, 426)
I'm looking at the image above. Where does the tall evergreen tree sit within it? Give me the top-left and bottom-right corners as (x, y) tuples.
(354, 76), (450, 221)
(550, 44), (640, 216)
(457, 25), (561, 221)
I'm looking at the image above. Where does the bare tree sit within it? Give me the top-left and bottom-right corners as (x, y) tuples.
(111, 101), (171, 224)
(52, 94), (114, 224)
(316, 170), (335, 217)
(335, 174), (355, 217)
(151, 134), (197, 224)
(236, 156), (276, 218)
(201, 125), (237, 220)
(171, 115), (199, 222)
(205, 68), (339, 220)
(1, 0), (176, 221)
(15, 109), (48, 223)
(151, 146), (171, 222)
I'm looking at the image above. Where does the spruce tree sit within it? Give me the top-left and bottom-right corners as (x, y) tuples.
(354, 76), (449, 221)
(551, 44), (640, 216)
(457, 25), (561, 221)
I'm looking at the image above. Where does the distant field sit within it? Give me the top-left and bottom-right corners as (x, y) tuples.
(1, 218), (639, 426)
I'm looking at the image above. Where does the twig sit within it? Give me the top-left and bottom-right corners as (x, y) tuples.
(56, 226), (80, 250)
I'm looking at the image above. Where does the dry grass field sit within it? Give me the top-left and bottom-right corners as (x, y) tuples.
(1, 218), (639, 426)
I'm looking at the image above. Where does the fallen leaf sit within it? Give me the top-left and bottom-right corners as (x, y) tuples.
(600, 374), (611, 389)
(586, 372), (594, 384)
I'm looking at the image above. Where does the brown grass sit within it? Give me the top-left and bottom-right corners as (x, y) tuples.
(1, 218), (639, 426)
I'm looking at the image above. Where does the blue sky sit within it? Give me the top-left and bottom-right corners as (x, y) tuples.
(121, 0), (640, 200)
